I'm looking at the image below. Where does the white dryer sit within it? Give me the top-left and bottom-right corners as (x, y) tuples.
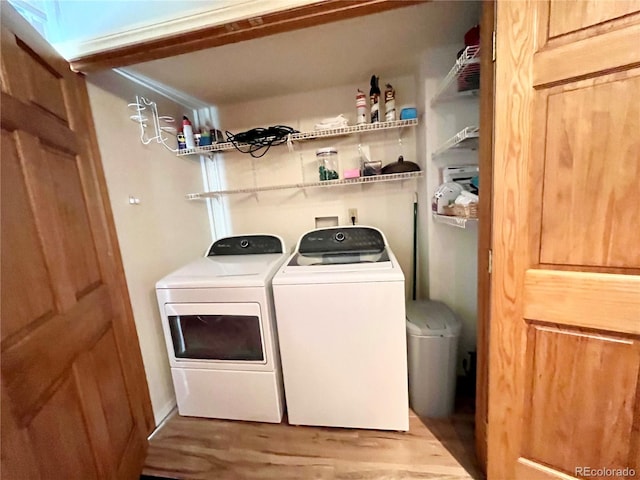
(155, 235), (287, 423)
(272, 226), (409, 431)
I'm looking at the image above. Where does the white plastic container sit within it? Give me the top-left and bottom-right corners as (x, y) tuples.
(406, 300), (462, 418)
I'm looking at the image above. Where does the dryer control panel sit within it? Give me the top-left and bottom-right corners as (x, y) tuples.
(298, 227), (385, 255)
(207, 235), (284, 255)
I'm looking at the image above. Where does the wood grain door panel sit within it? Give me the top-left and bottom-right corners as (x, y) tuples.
(1, 5), (152, 479)
(91, 328), (137, 460)
(0, 29), (31, 101)
(44, 144), (102, 294)
(490, 1), (640, 479)
(523, 326), (640, 473)
(16, 38), (69, 123)
(538, 72), (640, 268)
(2, 287), (111, 425)
(1, 131), (56, 342)
(548, 0), (640, 39)
(27, 374), (100, 480)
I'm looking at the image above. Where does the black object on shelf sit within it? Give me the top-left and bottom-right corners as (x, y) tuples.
(225, 125), (299, 158)
(381, 156), (421, 174)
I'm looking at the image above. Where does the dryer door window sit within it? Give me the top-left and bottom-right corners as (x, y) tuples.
(164, 303), (265, 363)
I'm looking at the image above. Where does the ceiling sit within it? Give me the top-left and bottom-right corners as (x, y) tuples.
(10, 0), (320, 59)
(124, 1), (481, 106)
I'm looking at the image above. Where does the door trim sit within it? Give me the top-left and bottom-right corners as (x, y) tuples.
(70, 0), (425, 72)
(487, 1), (537, 477)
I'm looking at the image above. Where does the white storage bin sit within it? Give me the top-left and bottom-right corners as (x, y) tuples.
(406, 300), (462, 418)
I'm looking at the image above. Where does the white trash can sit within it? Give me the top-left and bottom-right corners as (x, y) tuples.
(406, 300), (462, 418)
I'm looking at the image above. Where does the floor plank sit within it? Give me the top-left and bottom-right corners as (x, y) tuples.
(143, 410), (481, 480)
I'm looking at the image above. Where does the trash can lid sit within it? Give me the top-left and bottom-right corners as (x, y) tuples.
(406, 300), (462, 337)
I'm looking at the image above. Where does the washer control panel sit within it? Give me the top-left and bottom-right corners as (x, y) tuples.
(207, 235), (284, 256)
(298, 227), (385, 254)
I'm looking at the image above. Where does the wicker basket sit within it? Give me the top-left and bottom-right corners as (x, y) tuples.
(442, 203), (478, 219)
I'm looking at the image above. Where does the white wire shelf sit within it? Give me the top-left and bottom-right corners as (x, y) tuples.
(432, 126), (479, 159)
(176, 118), (418, 156)
(436, 88), (479, 103)
(431, 45), (481, 105)
(293, 118), (418, 140)
(186, 171), (424, 199)
(432, 213), (478, 229)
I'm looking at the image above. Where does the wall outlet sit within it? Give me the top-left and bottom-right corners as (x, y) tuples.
(348, 208), (358, 225)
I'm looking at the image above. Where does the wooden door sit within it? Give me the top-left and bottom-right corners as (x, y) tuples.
(1, 5), (154, 479)
(490, 1), (640, 479)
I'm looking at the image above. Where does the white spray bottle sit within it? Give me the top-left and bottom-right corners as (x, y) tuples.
(182, 116), (195, 149)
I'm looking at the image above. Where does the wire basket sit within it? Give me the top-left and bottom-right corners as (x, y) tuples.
(443, 203), (478, 219)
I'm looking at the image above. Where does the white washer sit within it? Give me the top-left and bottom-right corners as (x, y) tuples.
(155, 235), (287, 423)
(272, 226), (409, 431)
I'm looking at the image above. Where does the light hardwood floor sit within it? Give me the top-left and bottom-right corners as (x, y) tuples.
(143, 410), (481, 479)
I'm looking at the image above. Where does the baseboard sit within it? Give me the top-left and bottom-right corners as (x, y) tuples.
(151, 400), (177, 432)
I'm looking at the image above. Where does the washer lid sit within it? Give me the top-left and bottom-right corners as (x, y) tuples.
(287, 249), (390, 267)
(156, 253), (287, 288)
(406, 300), (462, 337)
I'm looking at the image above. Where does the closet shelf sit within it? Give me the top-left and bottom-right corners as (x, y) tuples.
(431, 45), (480, 105)
(432, 126), (479, 158)
(176, 119), (418, 156)
(432, 213), (478, 229)
(186, 171), (424, 199)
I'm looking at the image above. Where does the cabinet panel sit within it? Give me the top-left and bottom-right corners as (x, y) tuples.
(539, 72), (640, 268)
(0, 130), (56, 342)
(522, 325), (640, 473)
(28, 374), (100, 479)
(548, 0), (640, 38)
(90, 328), (136, 461)
(16, 36), (69, 123)
(44, 144), (102, 296)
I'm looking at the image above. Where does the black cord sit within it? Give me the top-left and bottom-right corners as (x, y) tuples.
(225, 125), (299, 158)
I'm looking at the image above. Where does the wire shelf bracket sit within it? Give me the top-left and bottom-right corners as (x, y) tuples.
(432, 126), (480, 159)
(432, 213), (478, 229)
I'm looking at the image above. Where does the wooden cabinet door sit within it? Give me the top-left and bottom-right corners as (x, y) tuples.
(1, 5), (154, 479)
(490, 1), (640, 479)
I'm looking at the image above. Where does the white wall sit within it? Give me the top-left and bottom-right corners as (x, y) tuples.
(79, 2), (481, 418)
(207, 44), (481, 374)
(213, 77), (421, 297)
(87, 73), (211, 425)
(421, 45), (480, 371)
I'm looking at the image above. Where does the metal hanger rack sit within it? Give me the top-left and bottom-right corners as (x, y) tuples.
(128, 96), (177, 153)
